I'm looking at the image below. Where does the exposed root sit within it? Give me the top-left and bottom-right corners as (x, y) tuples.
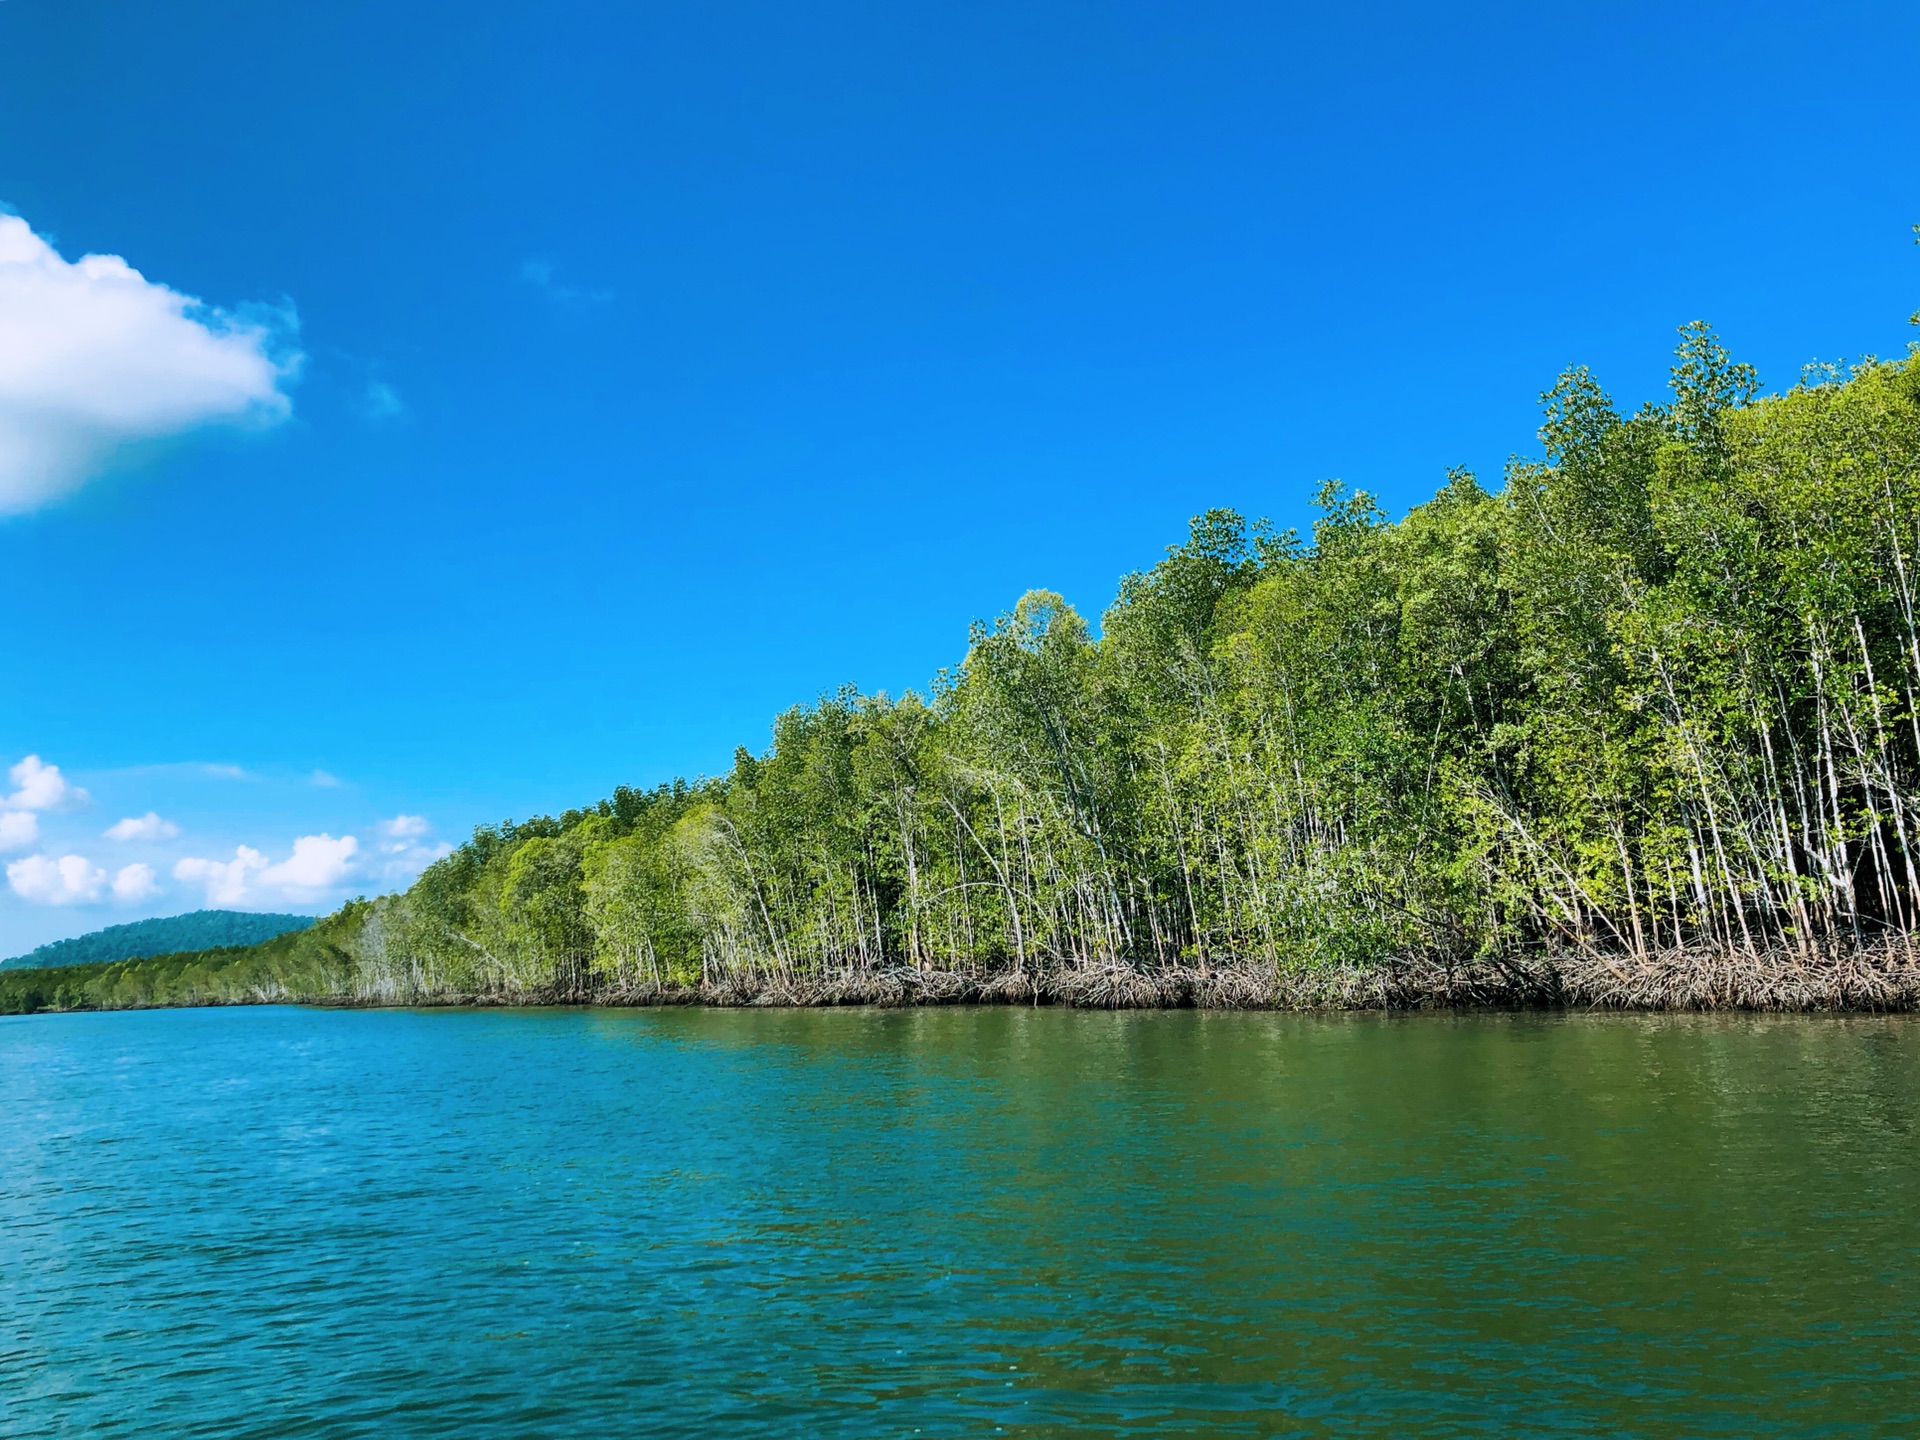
(593, 943), (1920, 1012)
(46, 942), (1920, 1015)
(1556, 942), (1920, 1011)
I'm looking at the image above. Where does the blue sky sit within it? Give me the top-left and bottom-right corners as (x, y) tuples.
(1, 0), (1916, 953)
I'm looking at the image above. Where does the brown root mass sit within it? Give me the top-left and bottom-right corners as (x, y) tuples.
(443, 940), (1920, 1013)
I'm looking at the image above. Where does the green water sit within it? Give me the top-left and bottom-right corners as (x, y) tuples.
(2, 1006), (1915, 1435)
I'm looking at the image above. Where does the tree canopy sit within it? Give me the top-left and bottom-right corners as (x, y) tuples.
(19, 326), (1920, 1013)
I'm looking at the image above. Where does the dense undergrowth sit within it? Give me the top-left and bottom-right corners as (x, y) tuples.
(12, 325), (1920, 1016)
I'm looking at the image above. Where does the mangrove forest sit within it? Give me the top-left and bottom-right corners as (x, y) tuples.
(11, 324), (1920, 1014)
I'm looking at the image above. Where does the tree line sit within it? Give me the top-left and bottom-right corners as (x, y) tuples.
(305, 326), (1920, 1000)
(15, 324), (1917, 1015)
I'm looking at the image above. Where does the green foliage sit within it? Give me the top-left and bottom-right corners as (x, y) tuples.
(22, 327), (1920, 1012)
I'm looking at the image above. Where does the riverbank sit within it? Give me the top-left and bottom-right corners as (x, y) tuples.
(9, 941), (1920, 1015)
(408, 943), (1920, 1012)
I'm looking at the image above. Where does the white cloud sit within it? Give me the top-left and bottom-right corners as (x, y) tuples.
(379, 814), (430, 840)
(520, 258), (613, 308)
(5, 754), (87, 811)
(104, 810), (181, 842)
(0, 213), (299, 513)
(382, 839), (453, 882)
(261, 833), (357, 894)
(173, 846), (268, 906)
(8, 853), (107, 905)
(0, 810), (37, 851)
(112, 862), (160, 903)
(310, 769), (344, 788)
(361, 381), (403, 420)
(0, 757), (88, 865)
(373, 816), (445, 881)
(173, 833), (357, 905)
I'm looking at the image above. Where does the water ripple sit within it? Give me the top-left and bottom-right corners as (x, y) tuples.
(2, 1007), (1917, 1436)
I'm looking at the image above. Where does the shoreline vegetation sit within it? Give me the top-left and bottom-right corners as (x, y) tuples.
(10, 323), (1920, 1019)
(8, 939), (1920, 1016)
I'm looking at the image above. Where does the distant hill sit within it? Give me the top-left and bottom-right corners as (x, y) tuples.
(1, 911), (318, 971)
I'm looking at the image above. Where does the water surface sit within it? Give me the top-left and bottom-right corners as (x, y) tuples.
(2, 1006), (1916, 1436)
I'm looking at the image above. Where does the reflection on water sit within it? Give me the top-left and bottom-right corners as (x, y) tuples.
(2, 1006), (1916, 1436)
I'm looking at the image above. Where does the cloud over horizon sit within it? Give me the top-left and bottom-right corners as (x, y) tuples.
(0, 750), (440, 948)
(0, 213), (299, 512)
(0, 811), (37, 851)
(0, 755), (86, 852)
(174, 832), (358, 906)
(5, 754), (86, 812)
(7, 853), (106, 906)
(7, 849), (169, 908)
(105, 811), (181, 842)
(111, 862), (160, 903)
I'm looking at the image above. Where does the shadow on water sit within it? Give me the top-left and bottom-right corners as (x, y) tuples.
(2, 1006), (1916, 1437)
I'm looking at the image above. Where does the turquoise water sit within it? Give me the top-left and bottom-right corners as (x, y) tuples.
(2, 1006), (1916, 1437)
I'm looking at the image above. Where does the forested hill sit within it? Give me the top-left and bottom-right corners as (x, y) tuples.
(12, 325), (1920, 1015)
(1, 911), (316, 971)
